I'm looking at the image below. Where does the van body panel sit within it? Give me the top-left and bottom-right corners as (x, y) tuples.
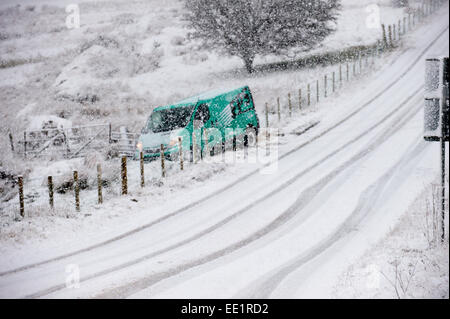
(137, 86), (259, 160)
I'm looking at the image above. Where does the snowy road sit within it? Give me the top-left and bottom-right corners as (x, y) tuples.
(0, 11), (448, 299)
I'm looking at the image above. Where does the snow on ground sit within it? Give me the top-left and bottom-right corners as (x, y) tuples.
(334, 178), (449, 299)
(0, 0), (448, 299)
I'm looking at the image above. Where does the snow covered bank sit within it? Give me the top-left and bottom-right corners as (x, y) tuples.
(334, 178), (449, 299)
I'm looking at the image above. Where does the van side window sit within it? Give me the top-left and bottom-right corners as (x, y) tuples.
(195, 103), (210, 123)
(230, 91), (252, 118)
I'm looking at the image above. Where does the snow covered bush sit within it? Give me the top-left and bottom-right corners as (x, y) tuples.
(184, 0), (341, 72)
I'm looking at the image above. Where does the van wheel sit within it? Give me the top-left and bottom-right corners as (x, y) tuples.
(244, 126), (257, 147)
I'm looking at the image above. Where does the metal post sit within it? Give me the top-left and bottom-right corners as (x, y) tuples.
(140, 151), (145, 188)
(74, 171), (80, 212)
(121, 156), (127, 195)
(48, 176), (54, 209)
(97, 163), (103, 204)
(441, 133), (446, 242)
(18, 175), (24, 217)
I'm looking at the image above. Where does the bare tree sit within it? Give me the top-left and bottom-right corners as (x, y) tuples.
(184, 0), (341, 73)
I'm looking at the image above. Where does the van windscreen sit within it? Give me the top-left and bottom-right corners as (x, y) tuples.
(148, 105), (195, 133)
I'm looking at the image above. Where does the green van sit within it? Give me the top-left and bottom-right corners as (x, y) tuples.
(136, 86), (260, 160)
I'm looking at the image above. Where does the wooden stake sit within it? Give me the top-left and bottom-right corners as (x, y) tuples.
(18, 175), (24, 217)
(381, 24), (387, 48)
(204, 129), (209, 158)
(346, 63), (349, 81)
(388, 25), (393, 47)
(160, 144), (166, 177)
(288, 93), (292, 117)
(178, 137), (184, 171)
(277, 97), (281, 122)
(23, 132), (27, 158)
(307, 84), (311, 106)
(121, 156), (127, 195)
(74, 171), (80, 212)
(48, 176), (54, 209)
(8, 131), (14, 152)
(332, 71), (335, 93)
(298, 88), (302, 111)
(97, 163), (103, 204)
(192, 131), (197, 164)
(316, 80), (319, 103)
(140, 151), (145, 188)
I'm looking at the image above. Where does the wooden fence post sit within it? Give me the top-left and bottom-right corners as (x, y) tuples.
(388, 25), (393, 47)
(48, 176), (54, 209)
(74, 171), (80, 212)
(392, 24), (396, 42)
(192, 131), (197, 164)
(18, 175), (24, 217)
(121, 156), (127, 195)
(265, 102), (269, 128)
(307, 84), (311, 106)
(288, 93), (292, 117)
(277, 97), (281, 122)
(97, 163), (103, 204)
(204, 129), (209, 159)
(346, 63), (349, 81)
(178, 137), (184, 171)
(324, 75), (327, 98)
(23, 132), (27, 159)
(398, 20), (401, 38)
(332, 71), (335, 93)
(8, 131), (14, 152)
(359, 53), (362, 73)
(140, 151), (145, 188)
(353, 62), (356, 76)
(339, 64), (342, 86)
(298, 88), (302, 110)
(381, 24), (387, 48)
(160, 144), (166, 177)
(108, 123), (112, 144)
(403, 17), (406, 34)
(316, 80), (319, 103)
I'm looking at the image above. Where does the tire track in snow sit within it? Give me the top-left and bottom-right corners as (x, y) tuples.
(2, 25), (447, 279)
(239, 114), (428, 298)
(73, 88), (423, 299)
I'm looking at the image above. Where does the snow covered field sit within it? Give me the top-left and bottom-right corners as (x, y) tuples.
(0, 0), (449, 299)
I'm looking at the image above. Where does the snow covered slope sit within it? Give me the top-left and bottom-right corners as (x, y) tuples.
(0, 2), (448, 298)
